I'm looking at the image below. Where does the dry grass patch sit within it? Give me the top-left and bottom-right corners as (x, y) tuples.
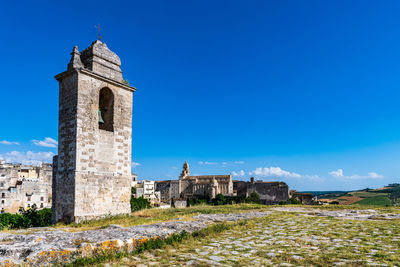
(54, 203), (270, 232)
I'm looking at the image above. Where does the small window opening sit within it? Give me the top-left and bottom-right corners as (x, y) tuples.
(98, 87), (114, 132)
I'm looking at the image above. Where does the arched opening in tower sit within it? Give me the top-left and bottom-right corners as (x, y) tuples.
(99, 87), (114, 132)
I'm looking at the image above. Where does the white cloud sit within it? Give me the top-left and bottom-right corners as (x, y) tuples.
(329, 169), (344, 177)
(249, 166), (302, 178)
(232, 170), (245, 177)
(0, 151), (54, 165)
(368, 172), (383, 179)
(132, 162), (141, 168)
(198, 161), (244, 166)
(329, 169), (383, 179)
(0, 140), (20, 145)
(32, 137), (58, 148)
(199, 161), (218, 165)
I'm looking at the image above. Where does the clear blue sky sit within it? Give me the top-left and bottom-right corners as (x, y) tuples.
(0, 0), (399, 190)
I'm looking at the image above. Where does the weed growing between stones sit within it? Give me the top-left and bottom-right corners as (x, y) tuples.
(98, 211), (399, 266)
(63, 221), (237, 267)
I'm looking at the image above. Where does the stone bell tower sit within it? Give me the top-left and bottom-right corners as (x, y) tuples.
(52, 40), (135, 223)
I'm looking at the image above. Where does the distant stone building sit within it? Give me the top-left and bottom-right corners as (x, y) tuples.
(290, 191), (313, 205)
(0, 161), (52, 213)
(132, 173), (138, 187)
(52, 40), (136, 223)
(156, 161), (234, 203)
(135, 180), (160, 204)
(155, 181), (171, 203)
(234, 177), (289, 204)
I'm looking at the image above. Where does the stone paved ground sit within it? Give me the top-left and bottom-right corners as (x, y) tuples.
(108, 210), (400, 266)
(1, 207), (399, 266)
(0, 212), (270, 265)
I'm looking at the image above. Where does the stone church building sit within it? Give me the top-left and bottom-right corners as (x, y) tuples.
(156, 161), (289, 205)
(52, 40), (135, 223)
(156, 161), (234, 202)
(175, 161), (233, 199)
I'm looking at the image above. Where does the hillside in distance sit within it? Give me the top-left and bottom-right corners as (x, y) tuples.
(302, 183), (400, 206)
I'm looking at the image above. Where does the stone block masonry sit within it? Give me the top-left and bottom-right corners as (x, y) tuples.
(52, 40), (136, 223)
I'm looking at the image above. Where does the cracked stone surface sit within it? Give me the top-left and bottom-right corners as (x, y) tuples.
(126, 209), (399, 266)
(0, 211), (270, 265)
(1, 207), (399, 266)
(271, 207), (400, 220)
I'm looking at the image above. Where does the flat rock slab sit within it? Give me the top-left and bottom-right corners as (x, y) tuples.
(0, 211), (270, 265)
(271, 207), (400, 220)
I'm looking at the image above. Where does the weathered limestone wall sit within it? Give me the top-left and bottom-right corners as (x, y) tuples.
(53, 73), (78, 223)
(73, 73), (132, 221)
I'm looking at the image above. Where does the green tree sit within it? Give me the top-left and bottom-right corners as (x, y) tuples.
(248, 192), (261, 204)
(215, 194), (227, 205)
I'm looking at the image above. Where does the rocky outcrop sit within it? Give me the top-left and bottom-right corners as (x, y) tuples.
(0, 211), (270, 265)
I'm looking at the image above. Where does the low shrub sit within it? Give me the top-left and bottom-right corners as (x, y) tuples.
(289, 197), (302, 204)
(187, 198), (208, 206)
(0, 205), (52, 230)
(130, 196), (151, 212)
(247, 192), (261, 204)
(188, 193), (263, 207)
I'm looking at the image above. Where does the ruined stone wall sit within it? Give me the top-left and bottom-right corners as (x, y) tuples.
(233, 180), (289, 204)
(170, 181), (180, 199)
(248, 182), (289, 204)
(233, 181), (248, 197)
(173, 199), (187, 208)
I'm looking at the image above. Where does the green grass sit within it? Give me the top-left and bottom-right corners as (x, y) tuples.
(317, 189), (396, 206)
(351, 191), (389, 198)
(349, 191), (393, 206)
(355, 195), (392, 206)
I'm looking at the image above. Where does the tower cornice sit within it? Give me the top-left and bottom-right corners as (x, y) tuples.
(54, 68), (136, 92)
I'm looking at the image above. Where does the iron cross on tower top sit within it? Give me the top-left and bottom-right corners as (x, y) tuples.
(95, 24), (102, 41)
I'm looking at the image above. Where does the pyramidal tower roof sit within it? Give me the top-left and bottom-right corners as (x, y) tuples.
(77, 40), (123, 82)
